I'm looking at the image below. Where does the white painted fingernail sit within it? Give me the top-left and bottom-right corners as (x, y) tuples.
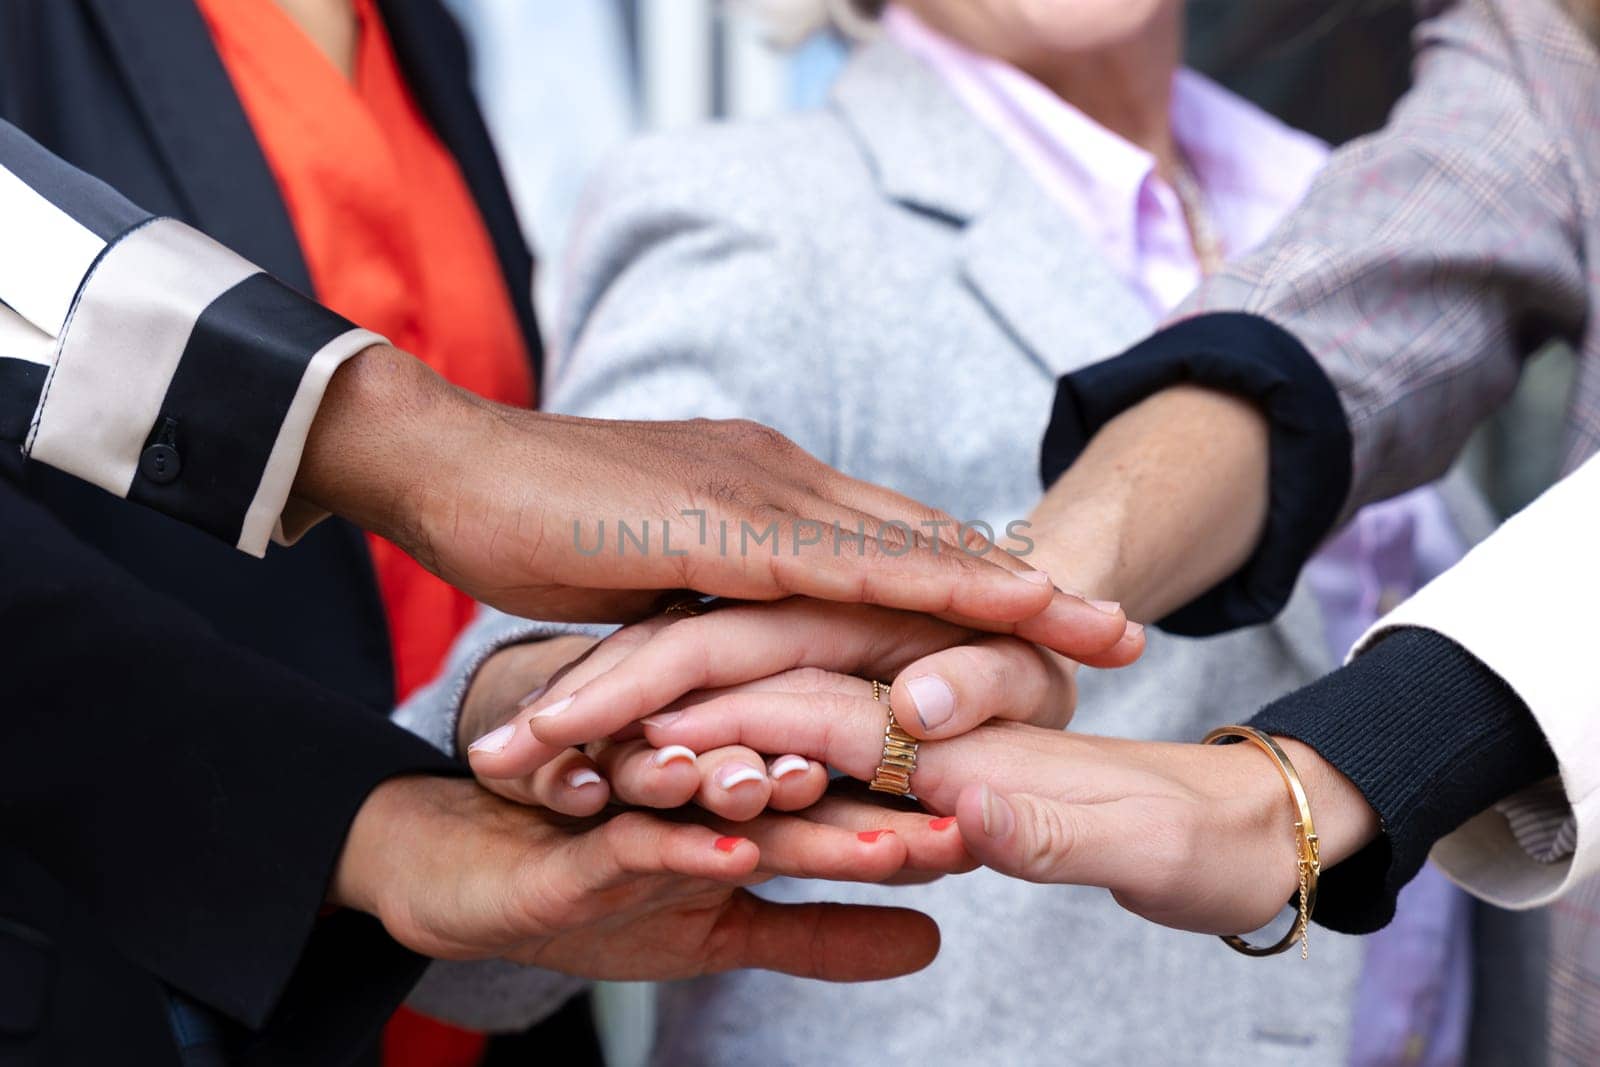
(528, 695), (574, 722)
(466, 722), (516, 755)
(717, 765), (766, 790)
(768, 755), (810, 780)
(642, 711), (683, 729)
(651, 745), (698, 768)
(566, 768), (604, 789)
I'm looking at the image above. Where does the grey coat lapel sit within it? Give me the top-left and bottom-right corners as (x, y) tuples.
(833, 39), (1330, 666)
(831, 39), (1152, 378)
(958, 166), (1152, 377)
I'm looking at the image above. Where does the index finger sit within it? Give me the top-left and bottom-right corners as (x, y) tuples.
(525, 600), (964, 749)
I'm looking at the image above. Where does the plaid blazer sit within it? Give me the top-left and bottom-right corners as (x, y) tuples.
(1180, 1), (1600, 1062)
(1186, 0), (1600, 509)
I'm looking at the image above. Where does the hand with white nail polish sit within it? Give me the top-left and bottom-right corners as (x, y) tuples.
(452, 612), (833, 827)
(520, 598), (1109, 766)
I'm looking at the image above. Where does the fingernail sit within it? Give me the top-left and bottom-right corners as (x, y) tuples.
(1016, 570), (1052, 586)
(857, 829), (894, 843)
(1124, 621), (1146, 640)
(651, 745), (698, 768)
(466, 722), (516, 755)
(906, 675), (956, 732)
(565, 768), (603, 789)
(528, 695), (574, 722)
(642, 711), (684, 729)
(929, 816), (958, 831)
(717, 765), (766, 790)
(980, 785), (1015, 839)
(514, 684), (549, 710)
(715, 836), (745, 853)
(1088, 599), (1122, 616)
(768, 755), (810, 780)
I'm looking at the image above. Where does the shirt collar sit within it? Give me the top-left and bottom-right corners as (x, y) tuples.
(880, 5), (1327, 303)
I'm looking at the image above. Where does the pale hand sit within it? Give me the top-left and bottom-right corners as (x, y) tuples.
(640, 677), (1382, 938)
(464, 598), (1105, 799)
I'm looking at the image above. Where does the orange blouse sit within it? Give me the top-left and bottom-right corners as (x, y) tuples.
(195, 0), (534, 702)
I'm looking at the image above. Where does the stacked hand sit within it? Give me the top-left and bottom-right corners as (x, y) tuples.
(295, 345), (1140, 654)
(329, 773), (968, 982)
(465, 597), (1380, 941)
(298, 349), (1165, 987)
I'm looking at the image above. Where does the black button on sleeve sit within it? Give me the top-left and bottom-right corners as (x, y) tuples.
(138, 417), (182, 484)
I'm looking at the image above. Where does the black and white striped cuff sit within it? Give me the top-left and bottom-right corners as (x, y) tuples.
(23, 217), (384, 556)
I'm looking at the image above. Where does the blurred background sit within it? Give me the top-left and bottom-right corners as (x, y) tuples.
(435, 3), (1564, 1063)
(440, 0), (1572, 529)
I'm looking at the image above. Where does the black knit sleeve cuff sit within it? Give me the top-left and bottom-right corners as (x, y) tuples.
(1039, 312), (1353, 636)
(1249, 627), (1556, 933)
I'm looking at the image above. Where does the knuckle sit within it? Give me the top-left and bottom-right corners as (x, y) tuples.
(724, 418), (796, 455)
(701, 898), (754, 972)
(700, 472), (756, 508)
(1022, 799), (1077, 879)
(943, 645), (1009, 706)
(602, 810), (654, 849)
(782, 666), (841, 694)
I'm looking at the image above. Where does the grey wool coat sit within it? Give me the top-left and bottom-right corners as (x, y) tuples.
(542, 37), (1362, 1067)
(397, 34), (1495, 1067)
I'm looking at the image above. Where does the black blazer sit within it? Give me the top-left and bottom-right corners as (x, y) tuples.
(0, 0), (542, 715)
(0, 455), (461, 1067)
(0, 2), (538, 1063)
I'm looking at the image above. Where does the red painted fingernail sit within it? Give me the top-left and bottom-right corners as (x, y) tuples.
(714, 836), (744, 853)
(857, 829), (894, 844)
(929, 816), (958, 831)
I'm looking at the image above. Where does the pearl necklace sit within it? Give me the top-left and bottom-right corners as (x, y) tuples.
(1170, 158), (1225, 276)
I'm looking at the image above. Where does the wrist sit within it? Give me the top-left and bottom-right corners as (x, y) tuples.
(292, 344), (478, 554)
(1273, 736), (1380, 869)
(1028, 386), (1269, 620)
(458, 635), (599, 752)
(329, 774), (432, 919)
(1022, 490), (1132, 606)
(1209, 734), (1378, 874)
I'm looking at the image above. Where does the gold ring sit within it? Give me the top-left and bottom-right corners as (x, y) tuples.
(868, 679), (919, 796)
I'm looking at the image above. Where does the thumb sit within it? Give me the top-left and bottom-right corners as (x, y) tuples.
(711, 892), (942, 981)
(954, 784), (1148, 890)
(465, 702), (570, 784)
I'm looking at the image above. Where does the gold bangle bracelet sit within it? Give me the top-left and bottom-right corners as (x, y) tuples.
(1202, 725), (1321, 959)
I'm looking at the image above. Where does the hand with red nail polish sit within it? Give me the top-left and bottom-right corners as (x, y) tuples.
(330, 775), (947, 983)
